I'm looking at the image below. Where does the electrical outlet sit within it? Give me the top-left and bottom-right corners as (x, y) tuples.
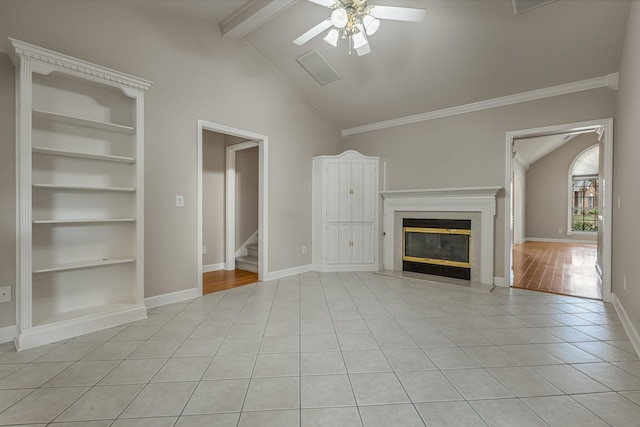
(558, 228), (563, 234)
(202, 246), (207, 255)
(302, 246), (307, 255)
(0, 286), (11, 303)
(176, 195), (184, 207)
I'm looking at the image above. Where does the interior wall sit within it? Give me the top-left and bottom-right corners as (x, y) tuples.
(235, 146), (259, 250)
(0, 54), (15, 328)
(343, 88), (617, 283)
(613, 0), (640, 336)
(0, 0), (343, 328)
(202, 131), (225, 267)
(524, 133), (598, 242)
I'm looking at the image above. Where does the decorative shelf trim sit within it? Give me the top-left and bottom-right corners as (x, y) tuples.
(7, 38), (153, 91)
(33, 218), (136, 224)
(32, 147), (135, 163)
(33, 184), (136, 192)
(33, 109), (135, 134)
(33, 257), (136, 273)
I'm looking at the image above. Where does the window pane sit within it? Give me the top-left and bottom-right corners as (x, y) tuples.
(571, 176), (598, 232)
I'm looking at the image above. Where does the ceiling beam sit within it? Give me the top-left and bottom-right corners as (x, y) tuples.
(220, 0), (298, 40)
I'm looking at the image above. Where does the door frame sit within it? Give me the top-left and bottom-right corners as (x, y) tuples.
(197, 120), (268, 294)
(504, 118), (613, 301)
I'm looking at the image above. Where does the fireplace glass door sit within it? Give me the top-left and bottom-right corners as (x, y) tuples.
(403, 227), (471, 268)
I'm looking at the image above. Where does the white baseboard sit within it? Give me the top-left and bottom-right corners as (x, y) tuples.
(313, 264), (381, 273)
(524, 237), (597, 244)
(264, 264), (313, 281)
(145, 287), (201, 309)
(493, 276), (507, 287)
(611, 293), (640, 358)
(203, 263), (225, 273)
(0, 325), (16, 344)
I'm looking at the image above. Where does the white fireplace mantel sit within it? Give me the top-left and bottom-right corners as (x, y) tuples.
(380, 187), (501, 285)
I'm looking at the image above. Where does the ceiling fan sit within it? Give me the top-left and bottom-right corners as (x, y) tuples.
(293, 0), (426, 56)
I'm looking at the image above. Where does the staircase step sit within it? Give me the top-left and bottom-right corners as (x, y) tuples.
(236, 255), (258, 273)
(246, 243), (258, 257)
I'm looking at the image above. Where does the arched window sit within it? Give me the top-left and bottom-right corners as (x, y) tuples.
(568, 145), (599, 233)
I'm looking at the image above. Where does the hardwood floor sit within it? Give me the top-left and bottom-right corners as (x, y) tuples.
(512, 241), (602, 299)
(203, 269), (259, 294)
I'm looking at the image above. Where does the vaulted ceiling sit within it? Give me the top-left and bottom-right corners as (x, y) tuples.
(153, 0), (631, 131)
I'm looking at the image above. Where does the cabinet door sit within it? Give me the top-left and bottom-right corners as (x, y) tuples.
(325, 224), (340, 264)
(350, 224), (363, 264)
(362, 161), (377, 223)
(362, 223), (375, 264)
(350, 162), (363, 222)
(325, 161), (340, 222)
(339, 162), (352, 222)
(338, 224), (352, 264)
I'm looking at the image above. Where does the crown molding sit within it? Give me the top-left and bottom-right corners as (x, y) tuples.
(7, 38), (153, 91)
(342, 73), (619, 138)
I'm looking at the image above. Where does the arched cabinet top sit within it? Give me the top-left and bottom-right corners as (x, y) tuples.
(313, 150), (380, 162)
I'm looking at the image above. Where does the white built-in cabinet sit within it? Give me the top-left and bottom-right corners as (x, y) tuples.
(8, 38), (152, 350)
(313, 151), (382, 271)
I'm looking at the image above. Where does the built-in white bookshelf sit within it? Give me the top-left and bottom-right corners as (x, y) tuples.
(8, 38), (152, 350)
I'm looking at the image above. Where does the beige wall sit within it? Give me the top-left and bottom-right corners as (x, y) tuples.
(202, 131), (225, 267)
(613, 0), (640, 334)
(0, 54), (15, 327)
(343, 89), (617, 282)
(525, 133), (598, 242)
(235, 147), (259, 249)
(0, 0), (343, 328)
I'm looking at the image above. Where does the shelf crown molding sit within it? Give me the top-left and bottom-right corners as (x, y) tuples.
(7, 38), (153, 91)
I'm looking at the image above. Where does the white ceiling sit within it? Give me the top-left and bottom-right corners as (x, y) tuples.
(513, 133), (577, 168)
(142, 0), (632, 131)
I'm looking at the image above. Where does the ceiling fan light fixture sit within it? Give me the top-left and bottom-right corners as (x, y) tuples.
(324, 28), (340, 46)
(362, 14), (380, 35)
(352, 30), (368, 49)
(331, 8), (349, 28)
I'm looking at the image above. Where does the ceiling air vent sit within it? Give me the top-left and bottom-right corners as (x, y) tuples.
(512, 0), (557, 15)
(297, 50), (341, 86)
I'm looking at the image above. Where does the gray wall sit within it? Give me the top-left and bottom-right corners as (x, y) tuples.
(343, 88), (617, 283)
(0, 0), (343, 328)
(613, 0), (640, 337)
(235, 147), (259, 250)
(202, 131), (225, 267)
(525, 133), (598, 242)
(0, 54), (15, 328)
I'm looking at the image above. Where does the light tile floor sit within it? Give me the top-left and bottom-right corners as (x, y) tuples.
(1, 271), (639, 426)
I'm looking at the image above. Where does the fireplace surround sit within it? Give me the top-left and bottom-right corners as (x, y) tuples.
(380, 187), (500, 285)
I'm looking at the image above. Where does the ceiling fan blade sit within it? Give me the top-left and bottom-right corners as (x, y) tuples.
(369, 5), (426, 22)
(293, 19), (333, 45)
(356, 44), (371, 56)
(306, 0), (337, 6)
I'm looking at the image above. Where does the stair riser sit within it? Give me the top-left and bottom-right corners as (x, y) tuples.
(236, 261), (258, 273)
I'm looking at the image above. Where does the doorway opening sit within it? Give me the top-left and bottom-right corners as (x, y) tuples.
(504, 118), (613, 301)
(196, 120), (268, 295)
